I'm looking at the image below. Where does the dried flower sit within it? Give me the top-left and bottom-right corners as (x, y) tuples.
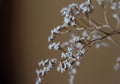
(36, 0), (120, 84)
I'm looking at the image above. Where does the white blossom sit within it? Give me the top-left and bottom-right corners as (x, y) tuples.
(61, 7), (69, 16)
(75, 61), (80, 66)
(71, 68), (77, 74)
(116, 57), (120, 62)
(79, 49), (85, 55)
(36, 58), (57, 84)
(95, 43), (101, 48)
(36, 77), (42, 84)
(111, 2), (117, 10)
(113, 13), (119, 19)
(57, 62), (65, 73)
(69, 68), (77, 84)
(79, 0), (94, 13)
(75, 43), (83, 49)
(69, 34), (80, 43)
(48, 42), (60, 50)
(111, 2), (120, 10)
(51, 58), (57, 63)
(38, 60), (45, 67)
(61, 52), (67, 58)
(68, 3), (78, 9)
(48, 35), (54, 42)
(51, 26), (61, 34)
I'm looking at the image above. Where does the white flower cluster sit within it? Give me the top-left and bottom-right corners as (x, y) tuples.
(61, 0), (94, 26)
(36, 0), (120, 84)
(69, 34), (81, 43)
(48, 42), (60, 50)
(56, 36), (85, 74)
(57, 59), (72, 73)
(61, 3), (78, 26)
(57, 46), (82, 73)
(111, 1), (120, 10)
(48, 24), (68, 42)
(36, 58), (57, 84)
(79, 0), (94, 14)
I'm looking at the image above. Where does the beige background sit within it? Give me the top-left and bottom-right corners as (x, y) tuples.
(11, 0), (120, 84)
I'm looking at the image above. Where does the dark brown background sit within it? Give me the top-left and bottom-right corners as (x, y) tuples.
(4, 0), (120, 84)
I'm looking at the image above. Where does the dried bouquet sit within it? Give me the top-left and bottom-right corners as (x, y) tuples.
(36, 0), (120, 84)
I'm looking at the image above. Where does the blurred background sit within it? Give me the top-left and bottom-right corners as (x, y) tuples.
(1, 0), (120, 84)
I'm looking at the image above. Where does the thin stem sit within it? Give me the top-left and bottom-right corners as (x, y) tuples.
(104, 6), (109, 25)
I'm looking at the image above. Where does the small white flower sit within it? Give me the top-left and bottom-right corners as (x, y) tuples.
(61, 24), (68, 28)
(61, 7), (69, 16)
(70, 35), (80, 43)
(36, 77), (42, 84)
(67, 47), (73, 52)
(57, 62), (65, 73)
(66, 52), (71, 57)
(71, 68), (77, 74)
(41, 70), (45, 76)
(113, 13), (118, 19)
(51, 26), (61, 34)
(43, 67), (47, 72)
(48, 42), (60, 50)
(51, 58), (57, 63)
(64, 60), (72, 68)
(61, 52), (67, 58)
(79, 0), (93, 13)
(75, 61), (80, 66)
(36, 69), (41, 76)
(82, 30), (88, 37)
(95, 43), (101, 48)
(75, 43), (83, 49)
(80, 49), (85, 55)
(71, 22), (76, 26)
(38, 61), (45, 66)
(48, 44), (53, 50)
(74, 11), (80, 15)
(69, 3), (78, 9)
(111, 2), (117, 10)
(48, 35), (54, 42)
(64, 16), (70, 25)
(116, 57), (120, 62)
(46, 65), (52, 71)
(69, 75), (74, 84)
(48, 37), (51, 42)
